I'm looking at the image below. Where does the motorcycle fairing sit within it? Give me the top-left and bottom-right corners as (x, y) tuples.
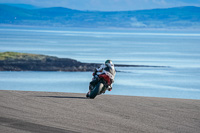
(99, 74), (111, 86)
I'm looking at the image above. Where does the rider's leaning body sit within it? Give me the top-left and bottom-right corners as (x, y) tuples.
(88, 60), (116, 93)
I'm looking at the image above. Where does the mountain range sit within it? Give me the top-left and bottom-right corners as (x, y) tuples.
(0, 4), (200, 29)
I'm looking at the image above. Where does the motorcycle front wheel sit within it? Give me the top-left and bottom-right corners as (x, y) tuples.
(89, 82), (104, 99)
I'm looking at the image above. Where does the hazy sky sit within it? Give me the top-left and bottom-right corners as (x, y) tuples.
(0, 0), (200, 11)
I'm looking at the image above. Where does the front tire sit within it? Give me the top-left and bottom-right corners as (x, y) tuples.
(89, 83), (103, 99)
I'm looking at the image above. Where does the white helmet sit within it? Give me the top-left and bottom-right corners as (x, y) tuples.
(105, 60), (114, 68)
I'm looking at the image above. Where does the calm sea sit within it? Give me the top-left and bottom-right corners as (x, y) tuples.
(0, 26), (200, 99)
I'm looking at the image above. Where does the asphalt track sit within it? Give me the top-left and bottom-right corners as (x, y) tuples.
(0, 90), (200, 133)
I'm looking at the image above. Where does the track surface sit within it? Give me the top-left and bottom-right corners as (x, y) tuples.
(0, 90), (200, 133)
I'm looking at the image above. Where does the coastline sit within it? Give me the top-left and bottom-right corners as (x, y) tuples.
(1, 90), (199, 133)
(0, 52), (167, 72)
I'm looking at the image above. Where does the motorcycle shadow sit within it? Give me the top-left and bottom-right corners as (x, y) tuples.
(37, 96), (87, 99)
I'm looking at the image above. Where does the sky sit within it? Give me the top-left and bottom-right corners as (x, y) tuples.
(0, 0), (200, 11)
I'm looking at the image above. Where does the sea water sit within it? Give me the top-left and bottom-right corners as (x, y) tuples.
(0, 26), (200, 99)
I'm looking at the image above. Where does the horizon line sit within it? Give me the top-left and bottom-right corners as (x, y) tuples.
(1, 3), (200, 12)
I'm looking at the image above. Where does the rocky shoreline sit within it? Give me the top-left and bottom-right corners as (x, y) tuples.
(0, 52), (165, 71)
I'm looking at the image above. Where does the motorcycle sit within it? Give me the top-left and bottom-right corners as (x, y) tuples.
(87, 70), (114, 99)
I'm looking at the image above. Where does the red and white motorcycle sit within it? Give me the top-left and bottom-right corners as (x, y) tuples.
(86, 70), (115, 99)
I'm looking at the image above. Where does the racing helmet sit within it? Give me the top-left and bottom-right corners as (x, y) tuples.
(105, 60), (114, 67)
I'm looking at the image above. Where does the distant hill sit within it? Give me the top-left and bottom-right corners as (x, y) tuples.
(0, 4), (200, 29)
(2, 3), (40, 9)
(0, 52), (99, 71)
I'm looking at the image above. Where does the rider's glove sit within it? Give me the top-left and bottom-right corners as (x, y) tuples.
(93, 69), (97, 76)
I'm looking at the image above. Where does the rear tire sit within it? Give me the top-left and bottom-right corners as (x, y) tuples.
(89, 83), (103, 99)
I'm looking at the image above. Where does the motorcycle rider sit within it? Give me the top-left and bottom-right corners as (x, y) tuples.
(86, 60), (116, 97)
